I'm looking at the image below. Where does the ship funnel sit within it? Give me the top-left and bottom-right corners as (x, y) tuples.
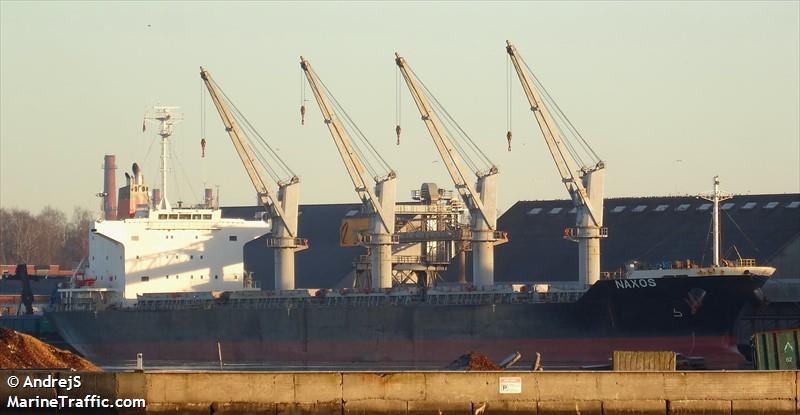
(103, 155), (117, 220)
(152, 188), (161, 209)
(132, 163), (143, 185)
(204, 188), (214, 208)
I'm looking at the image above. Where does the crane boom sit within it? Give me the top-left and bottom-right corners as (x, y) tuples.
(505, 41), (606, 286)
(394, 53), (496, 229)
(299, 57), (395, 234)
(200, 66), (304, 291)
(395, 53), (500, 288)
(300, 56), (397, 289)
(505, 41), (601, 226)
(200, 67), (296, 235)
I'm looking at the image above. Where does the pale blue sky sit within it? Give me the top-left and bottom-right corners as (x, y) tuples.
(1, 1), (798, 215)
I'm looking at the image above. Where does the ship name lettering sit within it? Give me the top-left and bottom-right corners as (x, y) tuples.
(615, 279), (657, 289)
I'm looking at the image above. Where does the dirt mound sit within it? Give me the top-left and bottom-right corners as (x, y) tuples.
(0, 328), (100, 371)
(446, 351), (502, 371)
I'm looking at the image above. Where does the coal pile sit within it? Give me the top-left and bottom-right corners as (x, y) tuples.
(446, 351), (502, 371)
(0, 328), (100, 371)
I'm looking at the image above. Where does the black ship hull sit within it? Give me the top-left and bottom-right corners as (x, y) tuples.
(47, 275), (767, 369)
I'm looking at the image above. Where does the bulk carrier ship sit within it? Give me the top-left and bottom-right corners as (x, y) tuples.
(47, 47), (774, 369)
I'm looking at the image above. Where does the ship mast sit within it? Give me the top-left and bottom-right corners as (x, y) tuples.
(700, 176), (732, 267)
(144, 106), (183, 211)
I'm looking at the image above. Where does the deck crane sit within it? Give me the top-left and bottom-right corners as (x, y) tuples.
(505, 41), (607, 286)
(299, 57), (397, 289)
(395, 53), (503, 288)
(200, 66), (306, 291)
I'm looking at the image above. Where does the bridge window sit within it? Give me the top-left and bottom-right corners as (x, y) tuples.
(632, 205), (647, 212)
(168, 214), (178, 219)
(527, 208), (542, 215)
(654, 205), (669, 212)
(203, 214), (212, 219)
(158, 214), (167, 219)
(192, 214), (202, 219)
(141, 276), (149, 282)
(229, 235), (238, 241)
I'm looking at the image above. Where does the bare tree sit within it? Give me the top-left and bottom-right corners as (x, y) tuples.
(0, 206), (95, 268)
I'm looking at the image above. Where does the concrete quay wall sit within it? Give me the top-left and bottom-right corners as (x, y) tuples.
(1, 371), (797, 414)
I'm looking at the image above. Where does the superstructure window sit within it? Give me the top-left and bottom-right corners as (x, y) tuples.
(131, 235), (139, 241)
(179, 214), (191, 220)
(192, 214), (202, 219)
(141, 276), (149, 282)
(168, 214), (178, 219)
(203, 214), (212, 219)
(229, 235), (238, 241)
(158, 214), (167, 219)
(632, 205), (647, 213)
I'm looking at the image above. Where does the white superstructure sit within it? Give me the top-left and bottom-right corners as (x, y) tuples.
(64, 104), (270, 306)
(85, 209), (268, 302)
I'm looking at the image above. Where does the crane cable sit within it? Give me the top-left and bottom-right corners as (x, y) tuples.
(408, 66), (495, 174)
(506, 56), (512, 152)
(518, 54), (601, 166)
(395, 66), (402, 145)
(300, 69), (307, 126)
(313, 67), (394, 180)
(211, 78), (296, 184)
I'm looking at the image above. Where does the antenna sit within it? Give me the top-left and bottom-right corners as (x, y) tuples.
(143, 106), (183, 210)
(699, 176), (732, 267)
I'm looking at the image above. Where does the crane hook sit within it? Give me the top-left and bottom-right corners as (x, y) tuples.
(300, 105), (306, 125)
(201, 138), (207, 158)
(506, 131), (512, 152)
(395, 125), (402, 145)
